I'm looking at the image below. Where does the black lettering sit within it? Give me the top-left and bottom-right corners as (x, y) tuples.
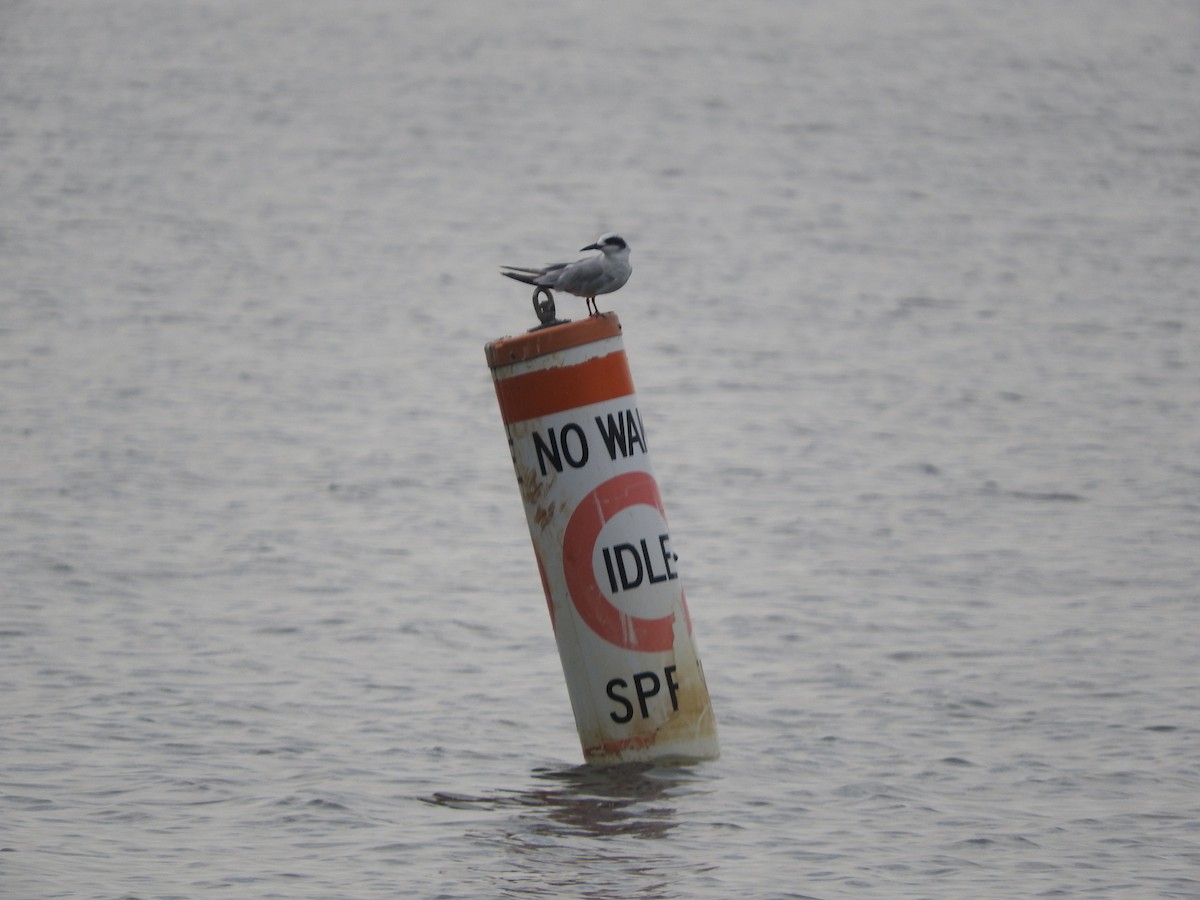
(602, 547), (618, 593)
(532, 428), (562, 477)
(594, 408), (650, 460)
(614, 543), (644, 590)
(604, 537), (679, 594)
(633, 670), (661, 718)
(560, 422), (589, 468)
(532, 424), (590, 477)
(594, 412), (629, 460)
(641, 538), (669, 584)
(607, 678), (634, 723)
(627, 409), (646, 455)
(658, 533), (679, 580)
(664, 665), (680, 711)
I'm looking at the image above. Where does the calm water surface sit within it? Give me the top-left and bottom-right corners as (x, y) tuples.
(2, 2), (1198, 897)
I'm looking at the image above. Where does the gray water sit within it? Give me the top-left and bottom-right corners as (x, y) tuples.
(3, 1), (1199, 897)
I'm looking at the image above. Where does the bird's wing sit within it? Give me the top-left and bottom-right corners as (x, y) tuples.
(551, 255), (608, 295)
(499, 261), (569, 286)
(500, 269), (540, 285)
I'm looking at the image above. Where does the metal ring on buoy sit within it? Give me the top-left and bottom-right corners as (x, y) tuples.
(531, 287), (557, 326)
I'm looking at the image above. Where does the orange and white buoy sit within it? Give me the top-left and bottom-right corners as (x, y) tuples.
(485, 312), (718, 765)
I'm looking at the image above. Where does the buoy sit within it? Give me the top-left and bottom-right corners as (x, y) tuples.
(485, 312), (719, 765)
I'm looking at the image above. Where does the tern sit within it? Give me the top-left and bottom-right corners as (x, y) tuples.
(500, 233), (632, 316)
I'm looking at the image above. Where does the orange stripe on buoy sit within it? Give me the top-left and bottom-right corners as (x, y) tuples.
(485, 312), (622, 368)
(493, 351), (634, 424)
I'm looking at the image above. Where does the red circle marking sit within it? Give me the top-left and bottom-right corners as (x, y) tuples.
(562, 470), (690, 651)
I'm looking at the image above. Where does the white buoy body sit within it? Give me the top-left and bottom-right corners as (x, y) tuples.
(485, 313), (718, 765)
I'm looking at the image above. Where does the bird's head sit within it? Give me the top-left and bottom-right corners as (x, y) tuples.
(581, 233), (629, 254)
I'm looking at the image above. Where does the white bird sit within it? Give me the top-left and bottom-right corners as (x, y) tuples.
(500, 233), (632, 316)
